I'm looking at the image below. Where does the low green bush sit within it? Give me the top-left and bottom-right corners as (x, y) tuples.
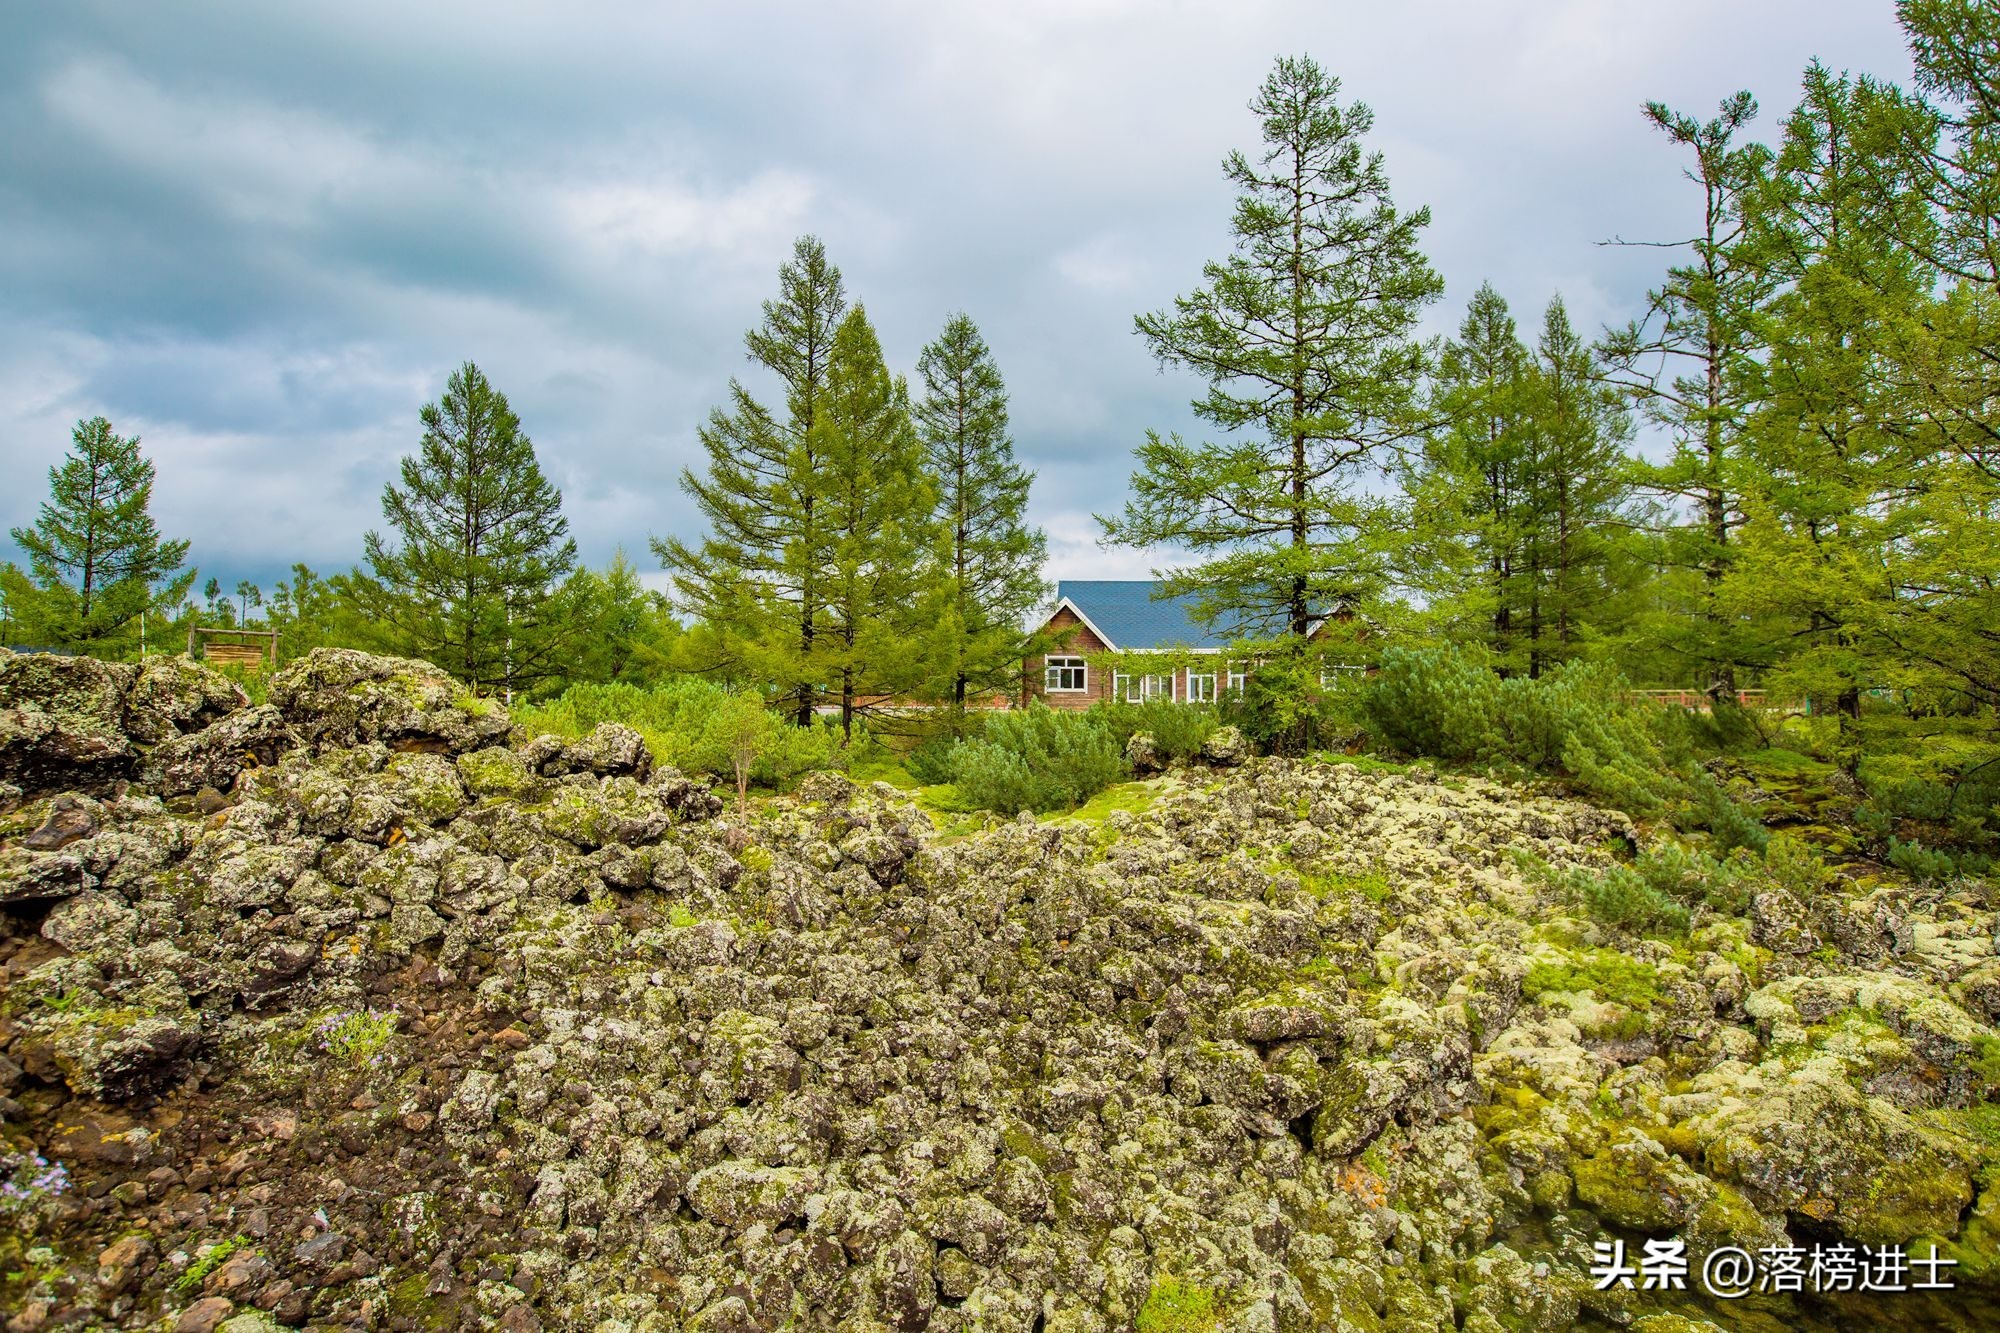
(1098, 700), (1220, 763)
(947, 703), (1128, 814)
(1364, 649), (1677, 814)
(516, 679), (845, 786)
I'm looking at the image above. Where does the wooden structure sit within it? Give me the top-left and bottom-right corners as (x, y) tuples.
(1628, 688), (1770, 711)
(190, 627), (279, 674)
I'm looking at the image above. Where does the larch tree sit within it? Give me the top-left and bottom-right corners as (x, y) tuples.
(1099, 54), (1442, 638)
(1732, 63), (1940, 762)
(345, 361), (578, 696)
(657, 236), (847, 725)
(1516, 297), (1638, 676)
(1601, 93), (1774, 701)
(913, 313), (1048, 713)
(811, 307), (939, 743)
(1, 416), (194, 655)
(1401, 283), (1535, 670)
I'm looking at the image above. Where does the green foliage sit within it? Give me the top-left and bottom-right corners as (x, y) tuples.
(946, 703), (1128, 814)
(1, 416), (194, 655)
(1552, 838), (1792, 934)
(1523, 951), (1663, 1011)
(312, 1008), (397, 1067)
(809, 305), (942, 739)
(174, 1237), (251, 1294)
(1099, 700), (1220, 764)
(1223, 639), (1365, 756)
(1556, 862), (1692, 935)
(1888, 838), (1992, 884)
(1100, 54), (1441, 638)
(914, 313), (1048, 707)
(343, 362), (579, 693)
(1136, 1277), (1222, 1333)
(1679, 767), (1771, 854)
(515, 680), (843, 788)
(1364, 648), (1678, 814)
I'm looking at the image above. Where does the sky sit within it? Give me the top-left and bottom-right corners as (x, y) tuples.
(0, 1), (1917, 605)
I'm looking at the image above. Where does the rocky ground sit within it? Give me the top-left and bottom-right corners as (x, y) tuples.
(1, 647), (1997, 1332)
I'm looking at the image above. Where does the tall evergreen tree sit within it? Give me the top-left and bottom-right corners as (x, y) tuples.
(1731, 64), (1939, 761)
(1859, 0), (2000, 716)
(1602, 93), (1774, 701)
(344, 361), (578, 695)
(1099, 54), (1443, 637)
(1516, 297), (1638, 676)
(811, 307), (939, 742)
(913, 313), (1047, 711)
(2, 416), (193, 654)
(657, 236), (847, 724)
(1401, 283), (1534, 670)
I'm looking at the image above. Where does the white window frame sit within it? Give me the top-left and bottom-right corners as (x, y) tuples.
(1112, 670), (1143, 703)
(1227, 665), (1248, 695)
(1046, 655), (1088, 693)
(1186, 671), (1217, 704)
(1319, 664), (1367, 688)
(1141, 672), (1173, 702)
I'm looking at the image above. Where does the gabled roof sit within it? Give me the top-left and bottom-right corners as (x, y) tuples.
(1050, 580), (1230, 651)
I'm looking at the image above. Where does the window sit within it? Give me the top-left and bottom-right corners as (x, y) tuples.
(1227, 666), (1248, 695)
(1186, 671), (1217, 703)
(1113, 671), (1142, 703)
(1046, 656), (1087, 692)
(1141, 672), (1173, 702)
(1320, 664), (1367, 688)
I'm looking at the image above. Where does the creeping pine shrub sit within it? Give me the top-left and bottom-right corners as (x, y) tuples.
(1099, 700), (1220, 764)
(947, 703), (1128, 814)
(1364, 649), (1678, 815)
(1679, 767), (1770, 854)
(1553, 840), (1769, 933)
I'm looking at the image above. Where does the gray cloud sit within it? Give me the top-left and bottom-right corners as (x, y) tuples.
(0, 0), (1915, 600)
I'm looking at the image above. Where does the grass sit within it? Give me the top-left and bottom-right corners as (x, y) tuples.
(1047, 779), (1165, 826)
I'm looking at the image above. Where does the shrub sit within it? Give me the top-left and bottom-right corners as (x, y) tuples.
(1098, 700), (1220, 764)
(1224, 643), (1365, 756)
(1556, 863), (1691, 935)
(516, 679), (843, 786)
(947, 704), (1128, 814)
(1364, 649), (1679, 815)
(1679, 767), (1770, 854)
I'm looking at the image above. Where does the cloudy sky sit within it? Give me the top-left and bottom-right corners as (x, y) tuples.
(0, 1), (1914, 602)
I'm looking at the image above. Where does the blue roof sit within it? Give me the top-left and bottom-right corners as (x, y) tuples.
(1054, 581), (1228, 651)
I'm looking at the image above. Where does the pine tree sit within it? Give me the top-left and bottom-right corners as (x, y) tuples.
(1, 416), (194, 654)
(344, 361), (578, 694)
(657, 236), (847, 724)
(1099, 54), (1442, 638)
(1602, 94), (1774, 702)
(811, 307), (939, 742)
(913, 313), (1048, 712)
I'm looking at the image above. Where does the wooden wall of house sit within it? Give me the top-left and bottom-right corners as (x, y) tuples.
(1024, 607), (1233, 711)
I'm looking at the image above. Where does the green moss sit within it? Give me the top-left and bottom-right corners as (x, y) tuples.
(667, 904), (699, 928)
(1049, 779), (1164, 826)
(1522, 950), (1663, 1012)
(1136, 1276), (1222, 1333)
(173, 1236), (251, 1293)
(1297, 867), (1391, 902)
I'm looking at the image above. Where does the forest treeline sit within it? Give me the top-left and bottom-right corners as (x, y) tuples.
(2, 1), (1994, 782)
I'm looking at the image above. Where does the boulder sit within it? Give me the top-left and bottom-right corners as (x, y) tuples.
(267, 648), (510, 755)
(1202, 724), (1251, 766)
(145, 705), (299, 796)
(0, 650), (140, 796)
(124, 657), (247, 746)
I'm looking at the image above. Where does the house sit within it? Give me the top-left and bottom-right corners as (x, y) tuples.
(1025, 580), (1360, 710)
